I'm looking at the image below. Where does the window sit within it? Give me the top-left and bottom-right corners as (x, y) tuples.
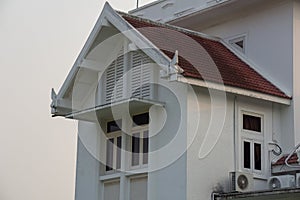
(105, 52), (124, 103)
(240, 112), (264, 174)
(130, 176), (148, 200)
(107, 120), (122, 133)
(103, 180), (120, 200)
(130, 51), (152, 99)
(242, 140), (262, 171)
(243, 114), (261, 132)
(229, 35), (246, 54)
(131, 113), (149, 168)
(106, 120), (122, 172)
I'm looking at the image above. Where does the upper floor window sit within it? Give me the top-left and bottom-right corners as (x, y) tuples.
(105, 113), (149, 173)
(104, 48), (153, 104)
(229, 35), (246, 54)
(243, 114), (261, 132)
(105, 51), (124, 103)
(240, 112), (263, 174)
(106, 120), (122, 172)
(131, 113), (149, 168)
(130, 51), (152, 99)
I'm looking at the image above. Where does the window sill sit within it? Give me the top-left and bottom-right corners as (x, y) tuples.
(99, 172), (122, 181)
(125, 167), (148, 176)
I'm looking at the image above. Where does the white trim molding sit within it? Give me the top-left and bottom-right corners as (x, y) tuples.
(178, 77), (291, 105)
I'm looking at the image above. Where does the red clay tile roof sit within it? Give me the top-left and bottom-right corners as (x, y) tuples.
(273, 153), (299, 166)
(120, 13), (290, 99)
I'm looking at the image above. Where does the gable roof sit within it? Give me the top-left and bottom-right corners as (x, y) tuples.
(119, 12), (289, 99)
(52, 3), (291, 117)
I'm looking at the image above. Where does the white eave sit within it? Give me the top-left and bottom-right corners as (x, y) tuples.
(178, 77), (291, 105)
(65, 98), (165, 122)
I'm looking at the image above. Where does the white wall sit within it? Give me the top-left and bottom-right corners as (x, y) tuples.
(129, 0), (220, 22)
(148, 78), (188, 200)
(75, 121), (101, 200)
(293, 0), (300, 145)
(196, 1), (297, 152)
(199, 1), (294, 95)
(186, 87), (234, 200)
(186, 86), (285, 199)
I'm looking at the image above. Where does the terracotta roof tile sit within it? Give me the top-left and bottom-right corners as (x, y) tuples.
(120, 13), (289, 99)
(273, 153), (299, 166)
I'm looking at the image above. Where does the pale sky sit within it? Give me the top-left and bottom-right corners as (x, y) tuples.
(0, 0), (153, 200)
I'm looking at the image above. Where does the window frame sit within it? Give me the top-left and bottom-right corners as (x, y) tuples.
(241, 137), (264, 175)
(227, 34), (247, 55)
(129, 124), (149, 170)
(105, 120), (122, 174)
(239, 110), (265, 176)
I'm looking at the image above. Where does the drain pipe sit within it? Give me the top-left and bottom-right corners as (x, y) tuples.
(233, 96), (237, 172)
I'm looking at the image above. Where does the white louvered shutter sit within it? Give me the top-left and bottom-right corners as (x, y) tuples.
(131, 51), (152, 99)
(105, 49), (124, 103)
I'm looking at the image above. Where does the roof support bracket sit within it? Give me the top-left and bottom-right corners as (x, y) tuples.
(160, 50), (184, 80)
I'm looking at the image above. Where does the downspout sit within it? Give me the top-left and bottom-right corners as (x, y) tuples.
(233, 95), (237, 172)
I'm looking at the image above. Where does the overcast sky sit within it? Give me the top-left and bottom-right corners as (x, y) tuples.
(0, 0), (153, 199)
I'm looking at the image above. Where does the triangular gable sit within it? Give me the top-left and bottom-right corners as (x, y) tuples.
(51, 3), (180, 116)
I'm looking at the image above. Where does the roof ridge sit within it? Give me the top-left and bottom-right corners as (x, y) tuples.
(117, 11), (221, 42)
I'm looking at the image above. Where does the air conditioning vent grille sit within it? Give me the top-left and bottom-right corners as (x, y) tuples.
(229, 172), (253, 192)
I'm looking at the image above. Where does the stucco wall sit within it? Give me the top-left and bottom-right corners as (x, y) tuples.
(186, 86), (235, 200)
(75, 121), (100, 200)
(197, 1), (297, 152)
(186, 86), (284, 199)
(293, 0), (300, 145)
(148, 78), (188, 200)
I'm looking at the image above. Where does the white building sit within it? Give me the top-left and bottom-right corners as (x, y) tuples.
(51, 0), (300, 199)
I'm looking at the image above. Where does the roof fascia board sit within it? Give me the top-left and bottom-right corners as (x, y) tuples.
(220, 40), (291, 97)
(178, 77), (291, 105)
(168, 0), (236, 23)
(129, 0), (167, 14)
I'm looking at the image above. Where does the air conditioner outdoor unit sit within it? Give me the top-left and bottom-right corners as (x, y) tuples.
(268, 175), (295, 190)
(296, 173), (300, 187)
(229, 172), (254, 192)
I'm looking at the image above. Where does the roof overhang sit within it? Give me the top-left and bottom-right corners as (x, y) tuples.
(178, 77), (291, 105)
(65, 98), (164, 122)
(169, 0), (281, 30)
(214, 188), (300, 200)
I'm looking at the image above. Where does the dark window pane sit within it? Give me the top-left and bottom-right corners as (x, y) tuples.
(143, 131), (149, 165)
(243, 114), (261, 132)
(254, 143), (262, 170)
(106, 138), (114, 171)
(107, 120), (122, 133)
(244, 141), (251, 169)
(235, 40), (244, 49)
(133, 113), (149, 126)
(116, 136), (122, 170)
(132, 133), (140, 166)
